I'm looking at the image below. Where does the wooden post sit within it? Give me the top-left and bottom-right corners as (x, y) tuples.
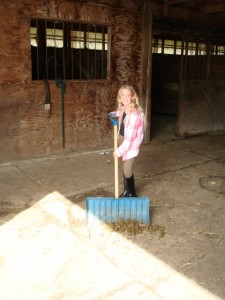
(141, 0), (152, 143)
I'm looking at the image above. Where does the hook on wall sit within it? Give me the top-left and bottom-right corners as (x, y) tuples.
(43, 79), (51, 115)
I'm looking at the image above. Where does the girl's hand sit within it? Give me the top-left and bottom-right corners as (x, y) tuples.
(109, 111), (117, 116)
(113, 151), (117, 158)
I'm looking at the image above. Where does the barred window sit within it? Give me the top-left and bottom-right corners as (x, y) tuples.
(30, 18), (109, 80)
(153, 35), (225, 57)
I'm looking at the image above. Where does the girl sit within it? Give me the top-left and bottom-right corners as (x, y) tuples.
(113, 85), (145, 197)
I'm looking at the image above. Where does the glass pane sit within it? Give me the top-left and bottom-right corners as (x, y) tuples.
(30, 27), (37, 46)
(164, 40), (174, 54)
(46, 28), (63, 48)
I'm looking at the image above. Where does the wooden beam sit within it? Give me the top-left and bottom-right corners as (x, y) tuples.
(142, 0), (152, 143)
(152, 2), (225, 30)
(166, 0), (189, 5)
(201, 3), (225, 13)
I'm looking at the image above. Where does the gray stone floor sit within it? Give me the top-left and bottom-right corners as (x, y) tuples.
(0, 116), (225, 300)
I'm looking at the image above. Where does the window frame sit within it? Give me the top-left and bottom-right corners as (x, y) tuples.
(30, 18), (110, 81)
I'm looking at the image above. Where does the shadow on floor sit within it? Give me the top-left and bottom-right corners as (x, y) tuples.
(150, 112), (177, 141)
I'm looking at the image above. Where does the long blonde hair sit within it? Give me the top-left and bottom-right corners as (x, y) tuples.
(116, 85), (146, 128)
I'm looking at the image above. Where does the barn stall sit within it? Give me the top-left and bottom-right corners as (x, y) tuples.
(0, 0), (150, 163)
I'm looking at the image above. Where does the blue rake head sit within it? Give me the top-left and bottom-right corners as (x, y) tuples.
(109, 112), (119, 126)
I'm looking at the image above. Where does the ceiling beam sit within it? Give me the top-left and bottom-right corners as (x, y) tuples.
(152, 1), (225, 30)
(201, 3), (225, 13)
(166, 0), (189, 5)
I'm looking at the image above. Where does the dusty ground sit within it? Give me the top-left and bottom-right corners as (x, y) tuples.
(0, 115), (225, 300)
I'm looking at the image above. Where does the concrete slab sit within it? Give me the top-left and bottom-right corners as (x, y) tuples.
(0, 130), (225, 300)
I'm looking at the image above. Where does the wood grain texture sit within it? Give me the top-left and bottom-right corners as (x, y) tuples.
(178, 80), (225, 135)
(0, 0), (144, 162)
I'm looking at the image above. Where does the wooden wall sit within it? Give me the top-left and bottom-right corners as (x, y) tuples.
(178, 80), (225, 136)
(177, 55), (225, 136)
(0, 0), (144, 162)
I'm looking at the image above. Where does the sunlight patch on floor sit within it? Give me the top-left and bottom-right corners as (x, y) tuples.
(0, 192), (222, 300)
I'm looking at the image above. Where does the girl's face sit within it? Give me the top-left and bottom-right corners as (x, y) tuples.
(120, 89), (133, 106)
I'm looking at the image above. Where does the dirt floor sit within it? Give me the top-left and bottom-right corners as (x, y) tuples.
(0, 114), (225, 300)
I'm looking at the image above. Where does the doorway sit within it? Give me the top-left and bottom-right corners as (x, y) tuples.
(150, 53), (179, 141)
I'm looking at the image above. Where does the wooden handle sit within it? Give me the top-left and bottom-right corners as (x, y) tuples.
(114, 125), (119, 198)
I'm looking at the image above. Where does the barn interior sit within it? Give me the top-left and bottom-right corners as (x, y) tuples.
(151, 0), (225, 139)
(0, 0), (225, 299)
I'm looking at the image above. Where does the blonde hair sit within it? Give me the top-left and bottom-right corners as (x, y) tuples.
(117, 85), (146, 128)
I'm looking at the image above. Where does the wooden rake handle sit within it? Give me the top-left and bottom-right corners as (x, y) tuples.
(110, 113), (119, 198)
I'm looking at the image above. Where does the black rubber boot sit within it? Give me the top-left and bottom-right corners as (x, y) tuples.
(126, 174), (137, 197)
(119, 175), (129, 197)
(120, 174), (137, 197)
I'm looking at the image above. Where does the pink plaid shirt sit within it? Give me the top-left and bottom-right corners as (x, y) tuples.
(115, 109), (144, 161)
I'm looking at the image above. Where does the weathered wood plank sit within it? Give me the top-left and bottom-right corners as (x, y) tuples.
(178, 80), (225, 135)
(0, 0), (144, 162)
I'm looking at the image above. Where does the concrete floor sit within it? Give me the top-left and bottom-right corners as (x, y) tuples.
(0, 116), (225, 300)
